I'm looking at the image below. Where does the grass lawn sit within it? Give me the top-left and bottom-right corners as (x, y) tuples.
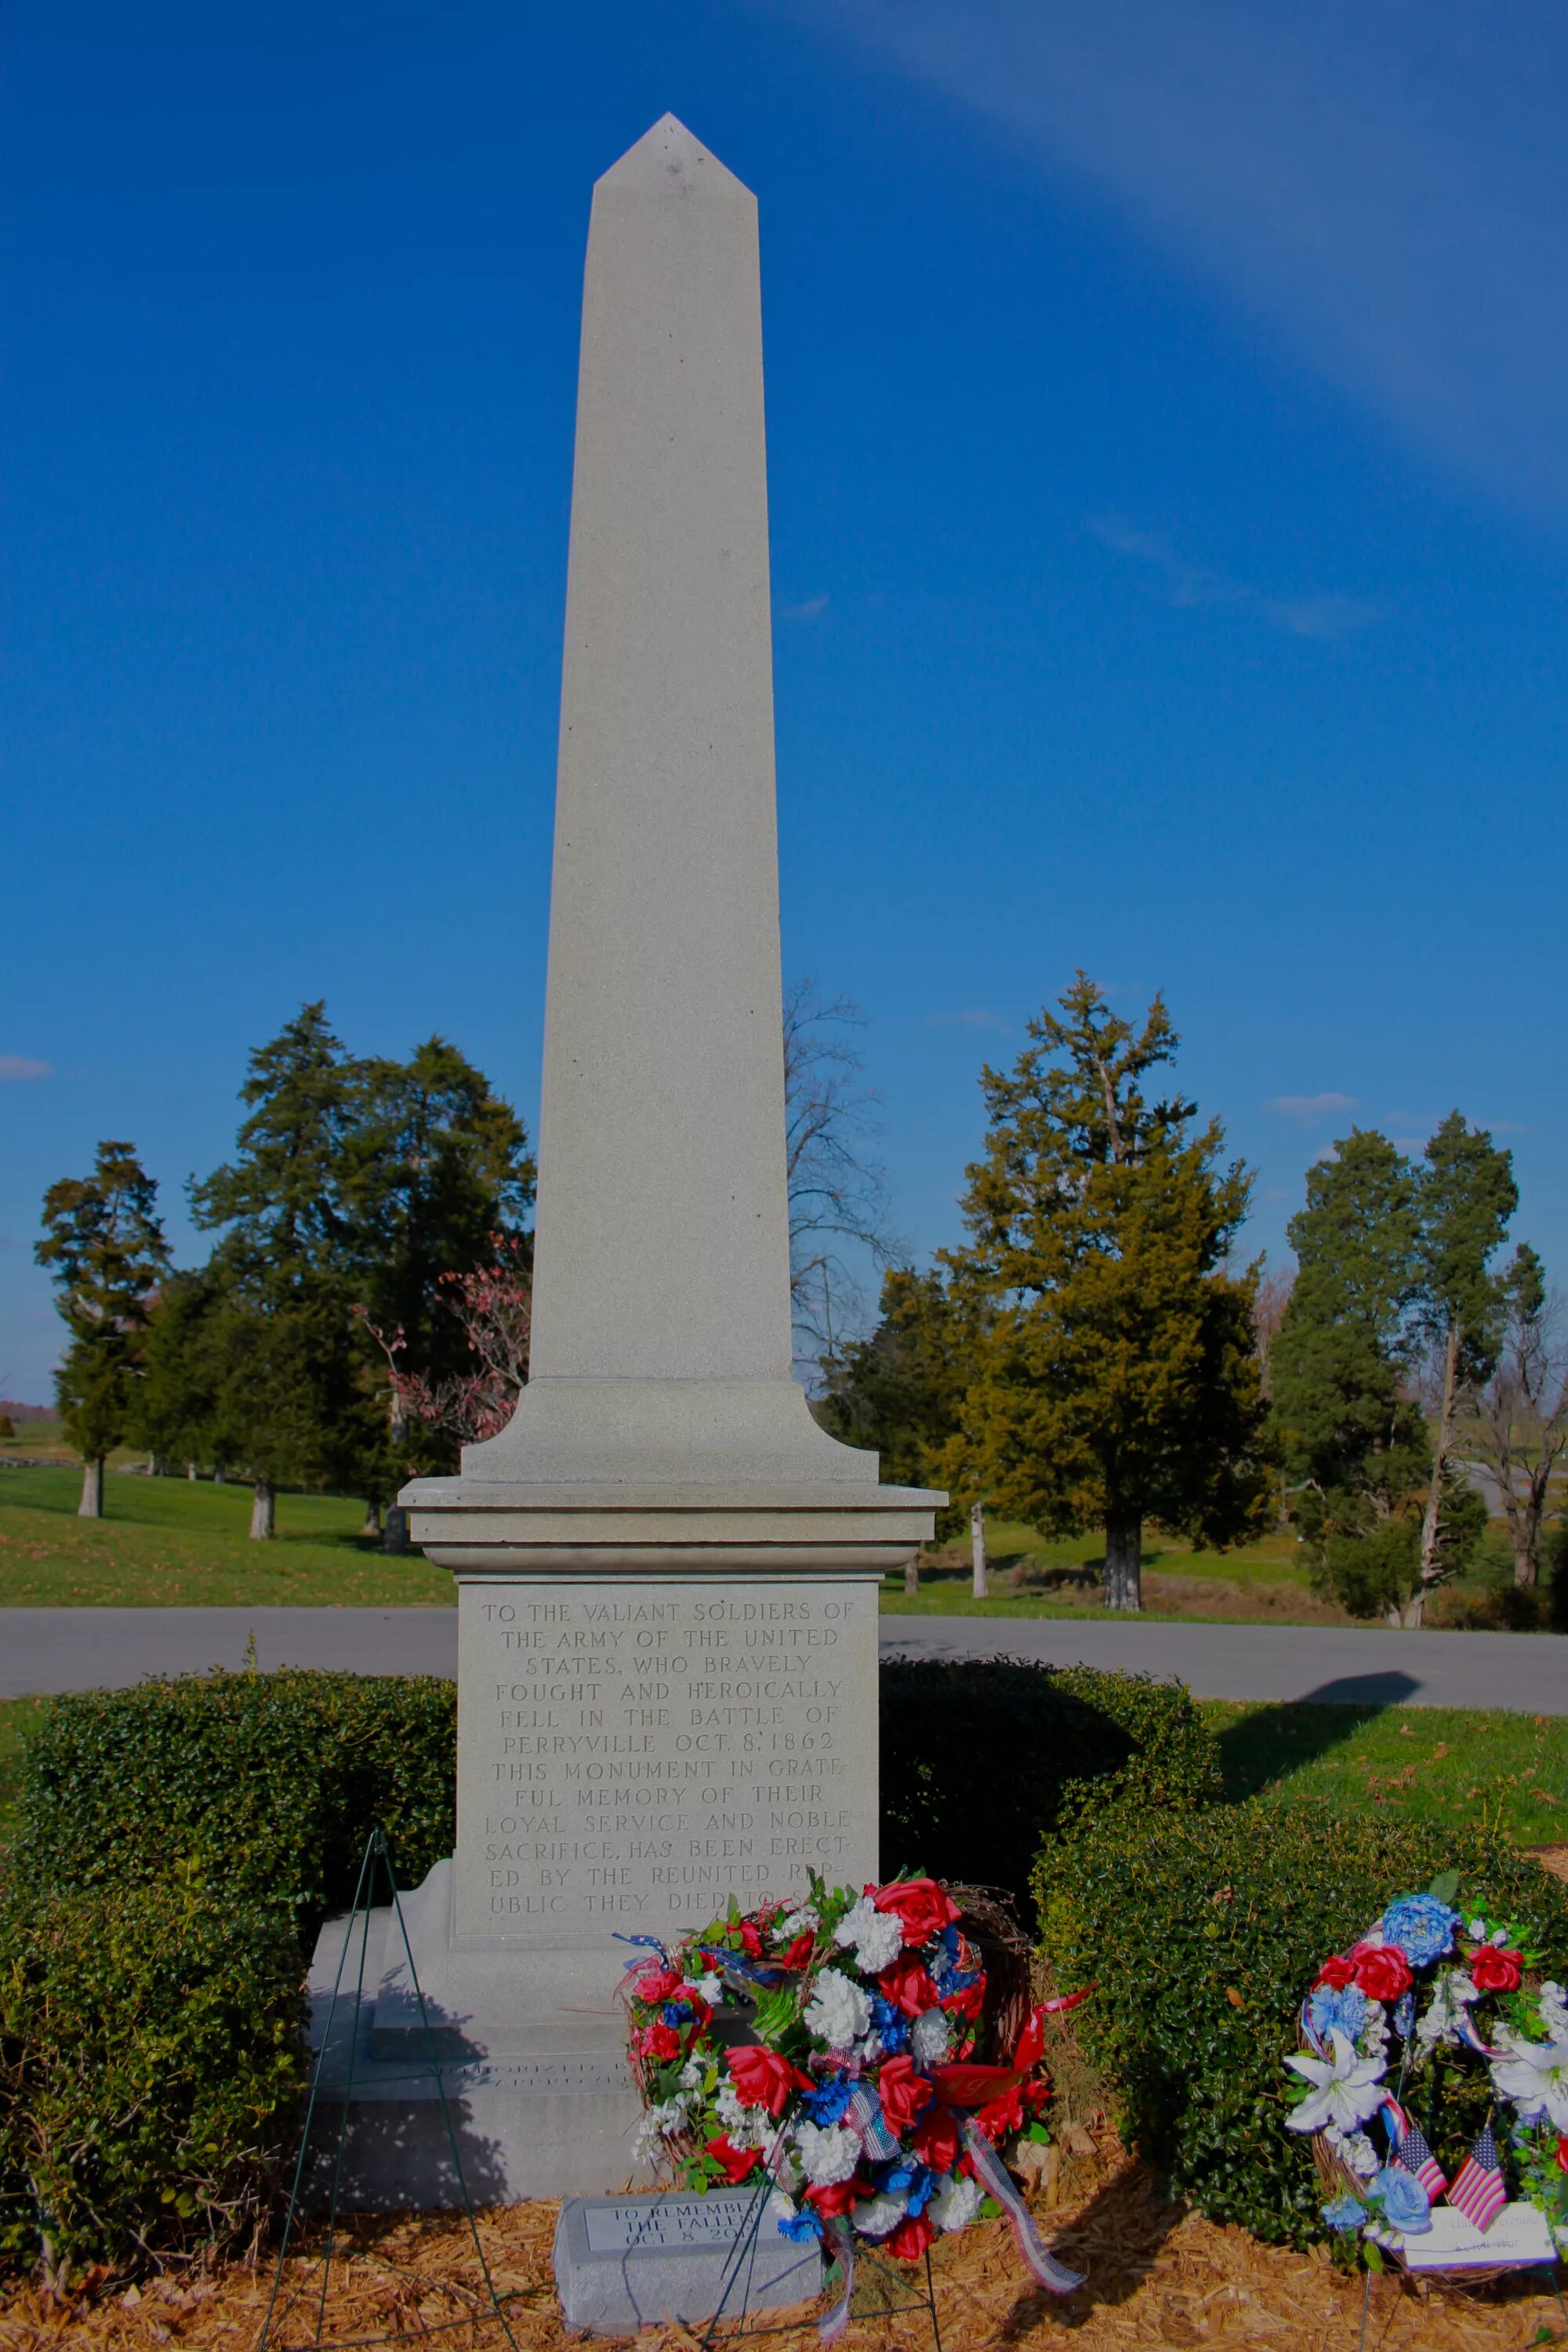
(883, 1519), (1357, 1624)
(0, 1464), (452, 1606)
(1204, 1697), (1568, 1847)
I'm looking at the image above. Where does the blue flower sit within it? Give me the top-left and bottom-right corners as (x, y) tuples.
(1392, 1992), (1415, 2039)
(1379, 1894), (1460, 1968)
(800, 2074), (855, 2126)
(869, 1996), (909, 2056)
(776, 2205), (824, 2243)
(1321, 2193), (1367, 2233)
(661, 2002), (691, 2027)
(904, 2165), (938, 2217)
(1308, 1984), (1370, 2044)
(1370, 2167), (1431, 2234)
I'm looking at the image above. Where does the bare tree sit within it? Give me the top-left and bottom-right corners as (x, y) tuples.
(1250, 1262), (1294, 1398)
(357, 1235), (532, 1451)
(1469, 1246), (1568, 1588)
(782, 979), (901, 1360)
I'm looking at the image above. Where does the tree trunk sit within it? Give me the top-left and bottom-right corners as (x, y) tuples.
(78, 1457), (105, 1518)
(361, 1501), (383, 1541)
(903, 1554), (919, 1597)
(1414, 1322), (1462, 1623)
(970, 1501), (989, 1599)
(383, 1505), (410, 1556)
(1104, 1518), (1142, 1612)
(213, 1464), (225, 1483)
(249, 1479), (276, 1541)
(186, 1460), (197, 1481)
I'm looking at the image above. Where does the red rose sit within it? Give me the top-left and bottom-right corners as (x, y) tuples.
(877, 2053), (935, 2132)
(878, 1953), (942, 2020)
(1555, 2136), (1568, 2177)
(1471, 1945), (1523, 1993)
(974, 2086), (1025, 2143)
(941, 1977), (985, 2023)
(873, 1878), (963, 1949)
(805, 2175), (869, 2217)
(637, 2022), (681, 2062)
(632, 1963), (684, 2005)
(1351, 1944), (1413, 2003)
(1315, 1955), (1356, 1991)
(886, 2211), (935, 2263)
(910, 2104), (960, 2173)
(727, 2045), (809, 2117)
(740, 1918), (767, 1959)
(782, 1933), (815, 1969)
(705, 2136), (760, 2185)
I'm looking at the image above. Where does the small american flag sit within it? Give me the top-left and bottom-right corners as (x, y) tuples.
(1396, 2120), (1446, 2201)
(1447, 2124), (1507, 2232)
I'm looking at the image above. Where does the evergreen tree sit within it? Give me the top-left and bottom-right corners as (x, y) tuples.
(190, 1004), (365, 1537)
(347, 1037), (535, 1512)
(945, 975), (1271, 1611)
(136, 1268), (223, 1475)
(1411, 1111), (1516, 1617)
(34, 1142), (168, 1516)
(816, 1268), (969, 1533)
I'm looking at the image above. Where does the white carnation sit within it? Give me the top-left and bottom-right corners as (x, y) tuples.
(795, 2120), (861, 2186)
(834, 1897), (904, 1974)
(851, 2190), (907, 2240)
(909, 2007), (953, 2067)
(804, 1966), (873, 2052)
(929, 2172), (984, 2233)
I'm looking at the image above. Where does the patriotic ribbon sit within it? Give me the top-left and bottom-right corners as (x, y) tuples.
(818, 2216), (855, 2344)
(960, 2122), (1083, 2294)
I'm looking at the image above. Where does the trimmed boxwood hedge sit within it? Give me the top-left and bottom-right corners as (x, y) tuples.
(12, 1667), (456, 1933)
(882, 1655), (1220, 1907)
(1033, 1797), (1568, 2247)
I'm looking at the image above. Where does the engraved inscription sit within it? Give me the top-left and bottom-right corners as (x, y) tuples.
(454, 1579), (878, 1940)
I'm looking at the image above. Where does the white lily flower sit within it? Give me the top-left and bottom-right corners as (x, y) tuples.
(1285, 2030), (1388, 2136)
(1490, 2027), (1568, 2131)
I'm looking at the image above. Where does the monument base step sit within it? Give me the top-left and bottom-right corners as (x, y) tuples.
(304, 1864), (655, 2209)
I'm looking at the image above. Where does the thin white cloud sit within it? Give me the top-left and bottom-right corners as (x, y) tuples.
(783, 0), (1568, 514)
(1265, 1091), (1356, 1121)
(0, 1055), (50, 1082)
(1091, 517), (1380, 640)
(782, 592), (830, 621)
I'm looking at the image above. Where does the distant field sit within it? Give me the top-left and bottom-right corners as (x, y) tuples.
(884, 1519), (1357, 1624)
(0, 1464), (452, 1606)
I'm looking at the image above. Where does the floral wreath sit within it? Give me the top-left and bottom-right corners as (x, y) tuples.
(623, 1874), (1091, 2336)
(1283, 1875), (1568, 2262)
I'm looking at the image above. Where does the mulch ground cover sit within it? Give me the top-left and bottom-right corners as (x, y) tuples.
(6, 2143), (1567, 2352)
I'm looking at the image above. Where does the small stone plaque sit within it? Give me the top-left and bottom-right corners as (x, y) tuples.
(554, 2190), (820, 2336)
(1398, 2202), (1557, 2272)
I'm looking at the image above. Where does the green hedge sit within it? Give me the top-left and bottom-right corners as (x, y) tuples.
(1033, 1798), (1568, 2247)
(13, 1668), (456, 1933)
(0, 1876), (305, 2277)
(882, 1656), (1219, 1907)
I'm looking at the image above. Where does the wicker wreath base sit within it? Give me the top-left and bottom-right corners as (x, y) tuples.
(1311, 2134), (1531, 2289)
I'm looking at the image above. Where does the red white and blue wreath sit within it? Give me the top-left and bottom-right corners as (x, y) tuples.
(1284, 1879), (1568, 2262)
(623, 1873), (1091, 2336)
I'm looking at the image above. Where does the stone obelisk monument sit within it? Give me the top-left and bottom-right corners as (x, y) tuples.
(325, 116), (939, 2205)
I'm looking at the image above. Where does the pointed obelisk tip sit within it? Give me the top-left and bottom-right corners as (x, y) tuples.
(594, 112), (753, 201)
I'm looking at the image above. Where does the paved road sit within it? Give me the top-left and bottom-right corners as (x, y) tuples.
(2, 1606), (1565, 1711)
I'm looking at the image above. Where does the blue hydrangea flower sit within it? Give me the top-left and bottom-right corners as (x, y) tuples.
(1321, 2193), (1367, 2232)
(1370, 2167), (1432, 2234)
(800, 2074), (855, 2126)
(777, 2205), (824, 2243)
(1379, 1894), (1460, 1967)
(869, 1996), (909, 2056)
(1308, 1984), (1370, 2044)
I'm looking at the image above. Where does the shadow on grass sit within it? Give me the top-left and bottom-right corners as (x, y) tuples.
(1212, 1680), (1420, 1804)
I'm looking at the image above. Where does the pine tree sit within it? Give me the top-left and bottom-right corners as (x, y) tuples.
(945, 975), (1271, 1611)
(34, 1142), (168, 1515)
(1411, 1112), (1516, 1618)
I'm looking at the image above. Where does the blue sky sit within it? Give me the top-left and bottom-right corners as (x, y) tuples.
(3, 0), (1566, 1400)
